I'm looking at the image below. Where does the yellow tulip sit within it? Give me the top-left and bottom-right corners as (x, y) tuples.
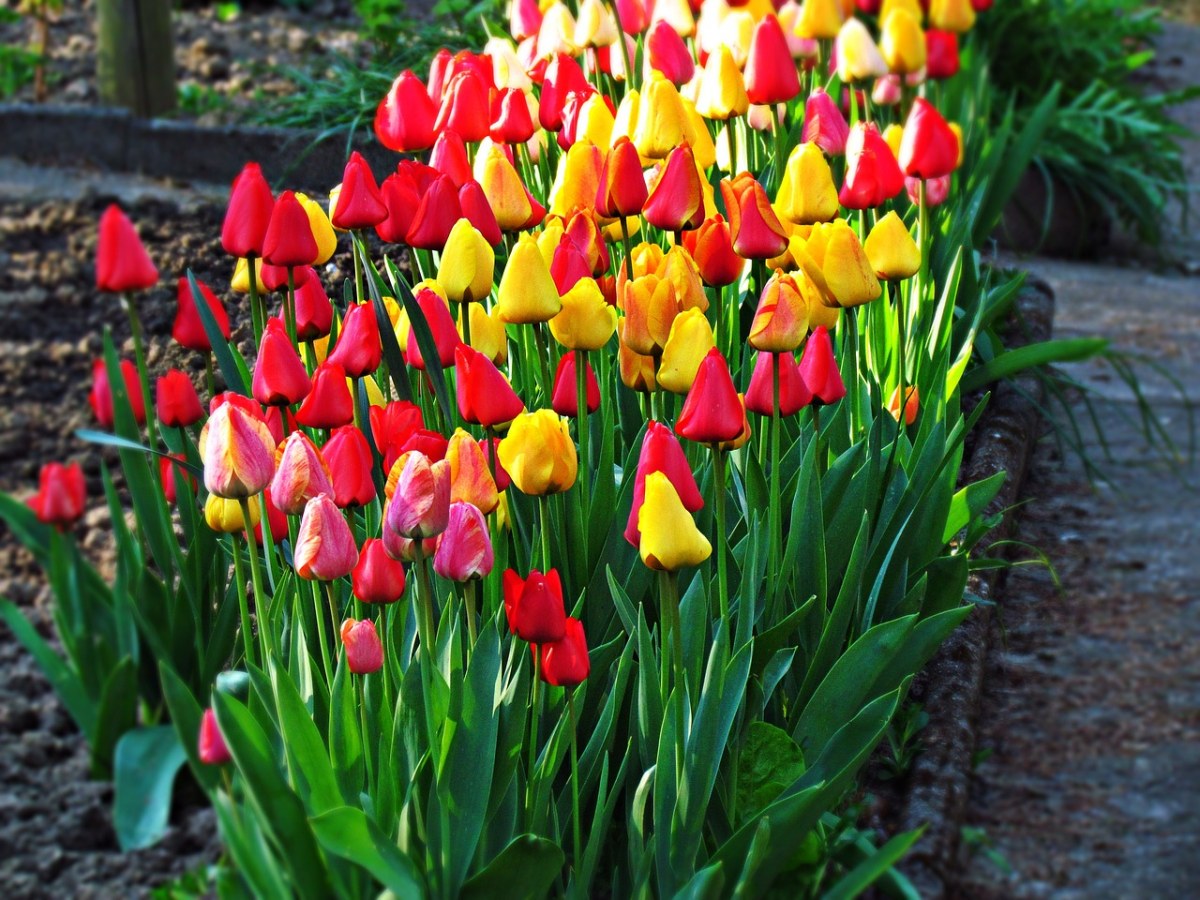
(652, 0), (696, 38)
(681, 98), (717, 171)
(881, 9), (926, 75)
(696, 45), (749, 121)
(476, 143), (534, 232)
(231, 256), (266, 294)
(295, 191), (337, 265)
(496, 234), (563, 324)
(446, 428), (499, 514)
(549, 139), (605, 218)
(634, 73), (687, 160)
(638, 472), (711, 570)
(537, 2), (579, 57)
(459, 302), (509, 364)
(777, 141), (840, 225)
(550, 277), (618, 350)
(611, 89), (640, 147)
(577, 93), (616, 149)
(617, 321), (660, 393)
(657, 245), (709, 314)
(498, 409), (579, 495)
(864, 211), (920, 281)
(883, 123), (905, 159)
(795, 0), (843, 40)
(718, 10), (757, 68)
(749, 271), (810, 352)
(205, 494), (259, 533)
(822, 220), (882, 307)
(836, 18), (888, 83)
(437, 219), (495, 303)
(537, 217), (566, 269)
(575, 0), (618, 47)
(658, 308), (716, 394)
(929, 0), (976, 33)
(621, 273), (680, 356)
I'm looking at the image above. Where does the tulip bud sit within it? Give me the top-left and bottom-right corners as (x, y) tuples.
(253, 319), (312, 407)
(864, 211), (921, 280)
(496, 235), (563, 324)
(646, 20), (695, 86)
(799, 325), (846, 405)
(323, 426), (377, 509)
(840, 122), (905, 209)
(837, 18), (888, 84)
(623, 421), (702, 547)
(271, 432), (333, 516)
(682, 215), (744, 287)
(575, 0), (618, 46)
(198, 708), (232, 765)
(721, 173), (790, 260)
(221, 162), (273, 259)
(540, 617), (590, 687)
(617, 321), (660, 393)
(696, 45), (749, 121)
(808, 220), (883, 307)
(888, 385), (919, 426)
(778, 142), (840, 226)
(510, 0), (543, 41)
(455, 344), (525, 429)
(745, 350), (812, 417)
(386, 451), (451, 539)
(881, 8), (926, 75)
(290, 271), (334, 341)
(899, 98), (960, 180)
(404, 288), (461, 370)
(549, 277), (617, 351)
(294, 494), (358, 581)
(353, 538), (406, 604)
(437, 220), (495, 304)
(375, 71), (438, 152)
(434, 71), (491, 143)
(201, 401), (275, 499)
(929, 0), (976, 33)
(262, 191), (319, 268)
(595, 137), (649, 220)
(503, 568), (567, 643)
(434, 501), (494, 582)
(205, 493), (259, 533)
(295, 362), (354, 430)
(407, 175), (463, 251)
(332, 152), (388, 231)
(551, 351), (602, 415)
(644, 145), (705, 233)
(477, 144), (534, 231)
(638, 472), (712, 570)
(621, 273), (680, 357)
(498, 410), (578, 496)
(745, 15), (801, 105)
(340, 618), (384, 675)
(635, 73), (687, 160)
(749, 271), (810, 352)
(795, 0), (843, 39)
(26, 462), (86, 530)
(658, 308), (716, 395)
(925, 30), (960, 80)
(802, 88), (850, 156)
(96, 205), (158, 293)
(676, 348), (744, 443)
(89, 358), (145, 429)
(172, 276), (231, 354)
(156, 369), (204, 428)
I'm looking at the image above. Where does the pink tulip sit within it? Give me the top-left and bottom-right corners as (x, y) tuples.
(340, 618), (384, 674)
(270, 432), (333, 516)
(385, 452), (451, 539)
(433, 501), (494, 582)
(198, 708), (232, 765)
(294, 494), (359, 580)
(201, 401), (276, 499)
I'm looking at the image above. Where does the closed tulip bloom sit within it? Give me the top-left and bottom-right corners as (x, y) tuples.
(407, 175), (463, 251)
(745, 350), (812, 416)
(658, 309), (716, 394)
(550, 277), (617, 350)
(657, 244), (708, 312)
(477, 145), (534, 231)
(548, 139), (605, 220)
(623, 421), (701, 546)
(550, 237), (592, 296)
(202, 402), (275, 499)
(907, 173), (952, 207)
(929, 0), (975, 33)
(675, 348), (744, 443)
(643, 145), (705, 232)
(575, 0), (618, 46)
(634, 73), (687, 160)
(26, 462), (86, 529)
(899, 99), (960, 180)
(537, 3), (580, 61)
(926, 30), (960, 79)
(96, 204), (158, 293)
(802, 88), (850, 156)
(682, 215), (744, 287)
(376, 171), (420, 245)
(434, 501), (494, 581)
(386, 451), (451, 539)
(231, 256), (267, 295)
(621, 274), (680, 356)
(271, 432), (333, 516)
(840, 122), (905, 209)
(437, 219), (495, 304)
(540, 617), (590, 686)
(596, 137), (649, 220)
(90, 358), (145, 428)
(750, 271), (810, 352)
(639, 472), (712, 570)
(794, 0), (842, 38)
(430, 129), (474, 188)
(446, 428), (499, 514)
(292, 272), (334, 341)
(375, 71), (437, 152)
(837, 19), (888, 83)
(370, 400), (424, 463)
(491, 87), (537, 144)
(295, 192), (338, 265)
(156, 369), (203, 428)
(496, 235), (562, 324)
(452, 180), (499, 250)
(721, 173), (790, 260)
(332, 152), (388, 231)
(221, 162), (273, 259)
(617, 322), (659, 393)
(811, 220), (882, 307)
(205, 493), (259, 533)
(322, 426), (377, 508)
(455, 344), (525, 428)
(865, 211), (921, 280)
(457, 303), (508, 365)
(262, 191), (318, 268)
(158, 452), (191, 507)
(510, 0), (543, 40)
(294, 494), (358, 580)
(198, 708), (232, 765)
(745, 15), (801, 105)
(504, 568), (567, 643)
(881, 8), (926, 75)
(696, 45), (749, 121)
(295, 362), (354, 429)
(799, 325), (846, 404)
(328, 303), (382, 378)
(551, 351), (601, 416)
(646, 20), (695, 86)
(340, 618), (384, 675)
(564, 211), (610, 276)
(353, 538), (406, 603)
(434, 71), (491, 143)
(498, 410), (578, 495)
(253, 319), (311, 406)
(888, 384), (919, 426)
(777, 142), (838, 226)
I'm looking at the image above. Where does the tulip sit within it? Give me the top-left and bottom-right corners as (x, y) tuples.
(807, 220), (883, 307)
(778, 141), (840, 226)
(295, 362), (354, 429)
(551, 352), (601, 415)
(839, 122), (905, 209)
(881, 8), (926, 75)
(407, 175), (463, 251)
(437, 219), (495, 305)
(615, 0), (649, 33)
(294, 193), (337, 265)
(899, 99), (960, 180)
(434, 71), (491, 143)
(90, 358), (145, 428)
(159, 453), (194, 506)
(322, 426), (377, 508)
(658, 309), (716, 395)
(477, 145), (534, 231)
(621, 274), (680, 357)
(549, 277), (617, 350)
(682, 215), (744, 287)
(375, 71), (438, 152)
(169, 277), (231, 356)
(802, 88), (850, 156)
(201, 401), (275, 499)
(430, 129), (474, 188)
(623, 421), (702, 546)
(496, 235), (563, 324)
(96, 204), (158, 293)
(510, 0), (543, 40)
(638, 472), (711, 570)
(253, 319), (311, 407)
(405, 289), (461, 370)
(221, 162), (273, 259)
(491, 87), (538, 144)
(565, 211), (610, 276)
(370, 400), (424, 462)
(548, 139), (605, 220)
(749, 271), (810, 352)
(353, 538), (406, 604)
(907, 174), (952, 208)
(745, 351), (812, 416)
(231, 256), (267, 295)
(156, 369), (203, 428)
(865, 211), (921, 280)
(376, 170), (420, 245)
(498, 410), (578, 495)
(503, 568), (567, 643)
(873, 74), (903, 107)
(270, 432), (333, 516)
(443, 429), (498, 515)
(643, 145), (705, 233)
(799, 326), (846, 404)
(595, 137), (648, 220)
(634, 73), (687, 160)
(721, 173), (790, 260)
(674, 348), (744, 444)
(331, 152), (387, 231)
(340, 618), (384, 675)
(262, 191), (318, 268)
(327, 303), (382, 378)
(434, 501), (494, 582)
(926, 30), (961, 80)
(745, 15), (801, 105)
(291, 271), (334, 341)
(205, 493), (259, 533)
(26, 461), (86, 530)
(837, 18), (888, 84)
(550, 237), (592, 296)
(538, 4), (580, 64)
(449, 180), (496, 249)
(294, 494), (358, 581)
(617, 325), (659, 393)
(888, 385), (919, 426)
(929, 0), (976, 33)
(575, 0), (618, 46)
(645, 20), (694, 86)
(696, 45), (749, 121)
(198, 708), (232, 765)
(459, 303), (508, 365)
(540, 617), (590, 687)
(539, 54), (590, 133)
(455, 344), (525, 428)
(386, 451), (451, 539)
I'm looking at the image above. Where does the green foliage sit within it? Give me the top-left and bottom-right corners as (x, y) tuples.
(0, 9), (40, 99)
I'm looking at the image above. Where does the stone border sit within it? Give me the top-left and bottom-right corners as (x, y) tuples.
(896, 277), (1055, 897)
(0, 103), (394, 189)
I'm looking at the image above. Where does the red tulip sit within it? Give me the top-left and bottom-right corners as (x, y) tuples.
(434, 70), (491, 143)
(221, 162), (273, 259)
(261, 259), (311, 293)
(407, 175), (463, 251)
(540, 617), (590, 687)
(745, 15), (801, 105)
(798, 326), (846, 405)
(503, 568), (567, 643)
(906, 174), (952, 207)
(173, 276), (231, 353)
(720, 173), (790, 260)
(156, 369), (204, 427)
(899, 98), (959, 180)
(405, 290), (461, 370)
(340, 618), (384, 674)
(682, 215), (745, 287)
(324, 425), (377, 508)
(624, 420), (703, 546)
(376, 170), (421, 244)
(90, 358), (145, 428)
(252, 318), (311, 407)
(745, 351), (812, 416)
(158, 453), (195, 506)
(370, 400), (424, 464)
(839, 122), (905, 209)
(539, 54), (590, 133)
(96, 204), (158, 293)
(478, 436), (512, 491)
(459, 180), (503, 247)
(644, 145), (704, 232)
(551, 352), (600, 417)
(615, 0), (649, 34)
(332, 152), (388, 231)
(375, 70), (438, 153)
(252, 486), (289, 546)
(262, 191), (318, 268)
(551, 237), (592, 296)
(510, 0), (542, 39)
(295, 362), (354, 429)
(491, 88), (537, 144)
(455, 344), (525, 428)
(198, 708), (231, 765)
(353, 537), (406, 604)
(675, 348), (744, 443)
(291, 269), (333, 341)
(596, 136), (649, 220)
(26, 462), (86, 529)
(430, 129), (474, 188)
(327, 303), (382, 378)
(427, 48), (454, 100)
(925, 30), (960, 80)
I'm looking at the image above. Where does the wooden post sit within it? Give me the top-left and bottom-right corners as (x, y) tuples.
(96, 0), (176, 118)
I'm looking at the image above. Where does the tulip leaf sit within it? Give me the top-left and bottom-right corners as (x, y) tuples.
(358, 242), (414, 402)
(113, 725), (187, 851)
(735, 722), (806, 826)
(188, 268), (249, 395)
(92, 655), (138, 778)
(212, 791), (293, 900)
(74, 429), (204, 474)
(309, 806), (425, 899)
(820, 827), (926, 900)
(270, 658), (343, 814)
(329, 654), (365, 803)
(384, 254), (454, 425)
(961, 337), (1108, 393)
(157, 660), (219, 790)
(943, 470), (1007, 544)
(461, 834), (565, 900)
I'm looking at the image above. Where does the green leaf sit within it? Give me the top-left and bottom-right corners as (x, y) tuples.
(384, 254), (454, 423)
(113, 725), (187, 850)
(943, 470), (1007, 544)
(92, 655), (138, 777)
(736, 722), (806, 824)
(74, 429), (203, 475)
(461, 834), (565, 900)
(309, 806), (425, 899)
(188, 269), (249, 394)
(158, 661), (218, 790)
(270, 659), (343, 814)
(961, 338), (1108, 392)
(820, 827), (926, 900)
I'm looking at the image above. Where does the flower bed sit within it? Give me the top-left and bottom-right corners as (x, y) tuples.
(1, 0), (1079, 894)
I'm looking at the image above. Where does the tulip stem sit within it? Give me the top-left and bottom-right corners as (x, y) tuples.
(285, 267), (299, 347)
(568, 690), (583, 870)
(659, 569), (684, 688)
(460, 300), (472, 349)
(246, 254), (264, 346)
(710, 445), (730, 622)
(527, 647), (543, 830)
(357, 675), (375, 790)
(770, 114), (787, 195)
(352, 230), (366, 307)
(769, 353), (782, 597)
(240, 499), (270, 661)
(204, 352), (216, 400)
(464, 580), (478, 646)
(576, 350), (591, 541)
(413, 548), (441, 755)
(121, 291), (158, 450)
(315, 580), (335, 687)
(812, 404), (825, 478)
(619, 216), (634, 282)
(727, 118), (739, 176)
(540, 497), (553, 571)
(533, 324), (554, 402)
(231, 532), (254, 666)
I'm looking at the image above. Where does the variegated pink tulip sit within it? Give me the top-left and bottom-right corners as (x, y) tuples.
(446, 428), (499, 515)
(294, 493), (359, 580)
(385, 451), (451, 540)
(433, 501), (494, 582)
(340, 618), (384, 674)
(270, 432), (334, 516)
(201, 402), (276, 499)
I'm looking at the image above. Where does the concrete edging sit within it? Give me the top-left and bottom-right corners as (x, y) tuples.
(897, 277), (1055, 897)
